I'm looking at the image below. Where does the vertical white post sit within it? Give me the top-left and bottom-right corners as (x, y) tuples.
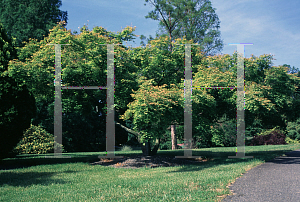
(46, 43), (71, 158)
(176, 44), (202, 158)
(98, 44), (123, 159)
(104, 44), (116, 157)
(54, 44), (62, 156)
(47, 43), (122, 159)
(228, 43), (253, 158)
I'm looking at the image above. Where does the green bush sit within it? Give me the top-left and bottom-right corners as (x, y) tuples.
(120, 145), (133, 152)
(285, 137), (300, 144)
(193, 123), (213, 149)
(245, 118), (264, 139)
(12, 124), (65, 154)
(210, 118), (236, 147)
(159, 140), (172, 150)
(211, 126), (224, 147)
(286, 118), (300, 141)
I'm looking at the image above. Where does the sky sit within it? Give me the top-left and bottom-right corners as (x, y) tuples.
(60, 0), (300, 70)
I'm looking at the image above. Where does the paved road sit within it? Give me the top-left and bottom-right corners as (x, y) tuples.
(222, 149), (300, 202)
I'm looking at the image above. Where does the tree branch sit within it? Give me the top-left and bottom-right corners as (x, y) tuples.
(149, 0), (172, 34)
(115, 121), (140, 138)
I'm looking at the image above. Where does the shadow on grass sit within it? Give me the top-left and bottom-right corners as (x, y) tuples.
(0, 170), (77, 188)
(1, 156), (98, 170)
(165, 147), (300, 173)
(1, 146), (299, 174)
(0, 153), (108, 188)
(0, 151), (144, 171)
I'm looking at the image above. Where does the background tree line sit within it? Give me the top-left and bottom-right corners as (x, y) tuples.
(0, 0), (299, 158)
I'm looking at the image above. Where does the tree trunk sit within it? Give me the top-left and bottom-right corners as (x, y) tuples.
(115, 122), (161, 156)
(171, 125), (177, 150)
(140, 138), (160, 156)
(140, 141), (151, 156)
(151, 138), (160, 155)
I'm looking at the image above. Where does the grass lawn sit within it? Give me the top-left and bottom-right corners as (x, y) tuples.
(1, 144), (300, 201)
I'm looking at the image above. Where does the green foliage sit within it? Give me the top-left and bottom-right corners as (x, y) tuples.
(4, 22), (139, 153)
(120, 145), (133, 152)
(244, 56), (300, 129)
(0, 75), (36, 159)
(245, 118), (264, 136)
(0, 0), (68, 49)
(210, 117), (236, 147)
(0, 21), (17, 73)
(60, 110), (106, 152)
(0, 23), (36, 159)
(121, 74), (184, 145)
(144, 0), (223, 55)
(210, 126), (223, 147)
(191, 52), (299, 148)
(286, 117), (300, 141)
(257, 126), (285, 137)
(159, 129), (172, 150)
(12, 124), (65, 154)
(245, 118), (264, 145)
(285, 137), (300, 144)
(2, 12), (299, 156)
(159, 140), (172, 150)
(125, 120), (141, 146)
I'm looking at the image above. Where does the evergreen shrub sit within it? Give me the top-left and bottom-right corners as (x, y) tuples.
(12, 124), (65, 154)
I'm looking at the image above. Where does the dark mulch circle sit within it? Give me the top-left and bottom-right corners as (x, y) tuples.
(90, 155), (214, 169)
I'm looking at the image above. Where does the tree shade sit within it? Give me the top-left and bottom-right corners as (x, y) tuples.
(0, 21), (36, 159)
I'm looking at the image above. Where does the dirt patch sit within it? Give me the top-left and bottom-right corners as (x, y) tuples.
(90, 155), (214, 169)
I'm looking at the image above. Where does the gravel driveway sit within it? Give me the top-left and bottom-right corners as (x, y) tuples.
(222, 149), (300, 202)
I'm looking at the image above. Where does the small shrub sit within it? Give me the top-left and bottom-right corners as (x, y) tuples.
(120, 145), (133, 152)
(211, 126), (224, 147)
(210, 117), (237, 147)
(12, 124), (65, 154)
(286, 118), (300, 141)
(211, 126), (236, 147)
(249, 130), (287, 146)
(285, 137), (300, 144)
(159, 140), (172, 150)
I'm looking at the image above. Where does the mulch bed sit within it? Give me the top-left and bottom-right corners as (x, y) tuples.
(0, 155), (214, 171)
(90, 155), (213, 169)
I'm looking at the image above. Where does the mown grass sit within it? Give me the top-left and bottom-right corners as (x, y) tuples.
(1, 144), (300, 202)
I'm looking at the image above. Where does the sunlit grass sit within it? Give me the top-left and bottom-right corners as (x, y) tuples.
(1, 144), (300, 201)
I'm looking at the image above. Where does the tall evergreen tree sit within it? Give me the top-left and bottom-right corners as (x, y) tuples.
(0, 0), (68, 49)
